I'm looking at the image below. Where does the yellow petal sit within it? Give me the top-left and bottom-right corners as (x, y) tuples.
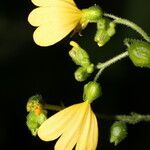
(86, 114), (95, 150)
(28, 7), (81, 27)
(38, 103), (80, 141)
(91, 112), (99, 150)
(28, 1), (81, 46)
(31, 0), (76, 7)
(76, 108), (98, 150)
(32, 17), (79, 46)
(55, 102), (89, 150)
(75, 104), (92, 150)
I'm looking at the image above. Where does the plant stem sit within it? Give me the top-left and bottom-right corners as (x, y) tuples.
(94, 51), (128, 81)
(44, 104), (64, 111)
(104, 13), (150, 43)
(99, 112), (150, 124)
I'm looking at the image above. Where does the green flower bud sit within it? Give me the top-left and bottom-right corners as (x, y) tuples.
(26, 111), (47, 136)
(128, 41), (150, 68)
(107, 22), (116, 36)
(74, 67), (90, 82)
(83, 81), (102, 103)
(94, 18), (116, 47)
(110, 121), (127, 146)
(81, 5), (103, 23)
(86, 63), (94, 73)
(69, 41), (90, 67)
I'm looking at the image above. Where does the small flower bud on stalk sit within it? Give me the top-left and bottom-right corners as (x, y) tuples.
(110, 121), (127, 146)
(74, 67), (90, 82)
(74, 64), (94, 82)
(86, 63), (94, 73)
(128, 41), (150, 68)
(83, 81), (102, 103)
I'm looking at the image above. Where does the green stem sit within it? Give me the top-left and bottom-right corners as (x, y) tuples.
(44, 104), (64, 111)
(104, 13), (150, 43)
(115, 112), (150, 124)
(99, 112), (150, 124)
(94, 51), (128, 81)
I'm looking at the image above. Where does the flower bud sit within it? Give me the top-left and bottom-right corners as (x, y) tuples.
(74, 67), (89, 82)
(86, 63), (94, 73)
(107, 22), (116, 36)
(69, 41), (90, 67)
(26, 111), (47, 136)
(128, 41), (150, 68)
(83, 81), (102, 103)
(110, 121), (127, 146)
(81, 5), (103, 23)
(94, 18), (116, 46)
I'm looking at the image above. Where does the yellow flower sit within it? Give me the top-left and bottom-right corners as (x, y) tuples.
(28, 0), (82, 46)
(38, 101), (98, 150)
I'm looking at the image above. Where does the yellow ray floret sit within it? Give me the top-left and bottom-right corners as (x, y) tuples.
(28, 0), (82, 46)
(38, 101), (98, 150)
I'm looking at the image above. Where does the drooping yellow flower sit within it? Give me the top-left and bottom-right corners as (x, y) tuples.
(38, 101), (98, 150)
(28, 0), (82, 46)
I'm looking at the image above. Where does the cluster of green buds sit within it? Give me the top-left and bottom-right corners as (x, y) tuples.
(81, 5), (116, 47)
(126, 40), (150, 68)
(110, 121), (127, 146)
(69, 41), (95, 81)
(26, 95), (47, 136)
(95, 18), (116, 46)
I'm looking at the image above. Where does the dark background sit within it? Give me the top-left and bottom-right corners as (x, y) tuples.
(0, 0), (150, 149)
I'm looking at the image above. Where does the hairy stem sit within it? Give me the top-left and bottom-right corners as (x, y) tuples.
(94, 51), (128, 81)
(104, 13), (150, 42)
(99, 112), (150, 124)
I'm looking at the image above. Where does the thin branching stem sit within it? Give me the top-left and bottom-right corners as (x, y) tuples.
(104, 13), (150, 42)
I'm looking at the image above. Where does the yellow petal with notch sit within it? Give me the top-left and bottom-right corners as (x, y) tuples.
(33, 18), (79, 46)
(28, 0), (82, 46)
(38, 103), (80, 141)
(55, 102), (89, 150)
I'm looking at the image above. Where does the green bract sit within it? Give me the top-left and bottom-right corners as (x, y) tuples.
(128, 41), (150, 68)
(110, 121), (127, 146)
(83, 81), (102, 103)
